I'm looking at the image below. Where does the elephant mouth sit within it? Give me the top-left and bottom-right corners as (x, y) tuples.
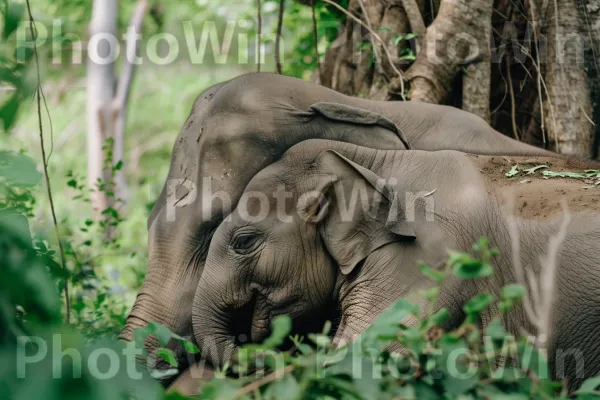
(243, 296), (342, 350)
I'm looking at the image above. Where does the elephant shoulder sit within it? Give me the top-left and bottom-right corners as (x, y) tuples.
(190, 81), (228, 114)
(206, 73), (306, 115)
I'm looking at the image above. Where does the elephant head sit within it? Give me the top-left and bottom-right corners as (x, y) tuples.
(192, 142), (417, 367)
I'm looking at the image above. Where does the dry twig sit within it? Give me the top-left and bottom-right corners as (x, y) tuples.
(506, 55), (520, 141)
(311, 0), (321, 77)
(234, 364), (296, 398)
(257, 0), (262, 72)
(275, 0), (285, 74)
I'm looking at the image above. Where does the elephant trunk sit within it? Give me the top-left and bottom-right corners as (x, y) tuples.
(119, 255), (201, 378)
(192, 264), (253, 369)
(192, 298), (240, 368)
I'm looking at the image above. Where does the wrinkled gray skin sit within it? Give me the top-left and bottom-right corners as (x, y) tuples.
(119, 72), (553, 376)
(194, 139), (600, 389)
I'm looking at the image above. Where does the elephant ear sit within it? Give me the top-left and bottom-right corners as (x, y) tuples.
(307, 102), (411, 150)
(299, 150), (416, 275)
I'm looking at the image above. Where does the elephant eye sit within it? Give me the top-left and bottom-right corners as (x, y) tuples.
(231, 230), (262, 255)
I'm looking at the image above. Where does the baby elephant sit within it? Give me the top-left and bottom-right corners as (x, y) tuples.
(193, 139), (600, 388)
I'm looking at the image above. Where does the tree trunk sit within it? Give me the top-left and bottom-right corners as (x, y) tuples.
(87, 0), (146, 216)
(404, 0), (494, 105)
(314, 0), (599, 159)
(542, 0), (594, 156)
(583, 0), (600, 158)
(87, 0), (117, 213)
(112, 0), (147, 205)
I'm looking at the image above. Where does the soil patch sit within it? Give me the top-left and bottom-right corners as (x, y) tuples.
(467, 155), (600, 220)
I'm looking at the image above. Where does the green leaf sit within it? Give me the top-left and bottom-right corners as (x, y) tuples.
(361, 299), (419, 347)
(505, 164), (520, 177)
(417, 287), (440, 302)
(575, 376), (600, 395)
(393, 33), (405, 46)
(463, 294), (493, 317)
(145, 322), (178, 347)
(0, 151), (41, 186)
(398, 49), (416, 61)
(501, 284), (525, 302)
(263, 315), (292, 348)
(0, 94), (20, 131)
(181, 339), (200, 354)
(405, 33), (417, 40)
(419, 263), (446, 283)
(430, 308), (451, 326)
(3, 1), (24, 39)
(156, 348), (178, 367)
(472, 236), (488, 252)
(485, 317), (507, 341)
(452, 258), (493, 279)
(326, 355), (382, 399)
(308, 333), (331, 349)
(264, 372), (300, 399)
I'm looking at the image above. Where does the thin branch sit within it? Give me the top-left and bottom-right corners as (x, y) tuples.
(401, 0), (426, 49)
(275, 0), (285, 74)
(113, 0), (146, 110)
(234, 364), (295, 398)
(357, 0), (383, 74)
(25, 0), (71, 323)
(257, 0), (262, 72)
(518, 43), (557, 149)
(506, 55), (520, 141)
(320, 0), (406, 100)
(491, 50), (508, 116)
(41, 84), (54, 164)
(311, 0), (321, 78)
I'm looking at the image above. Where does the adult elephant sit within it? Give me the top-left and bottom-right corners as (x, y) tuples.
(119, 72), (553, 375)
(193, 139), (600, 389)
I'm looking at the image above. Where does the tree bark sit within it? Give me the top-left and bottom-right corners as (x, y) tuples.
(87, 0), (117, 212)
(578, 0), (600, 158)
(462, 58), (491, 123)
(112, 0), (147, 204)
(404, 0), (494, 104)
(542, 0), (594, 156)
(87, 0), (146, 214)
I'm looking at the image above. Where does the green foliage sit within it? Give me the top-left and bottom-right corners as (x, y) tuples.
(505, 164), (600, 185)
(165, 238), (600, 400)
(0, 0), (34, 131)
(0, 150), (164, 399)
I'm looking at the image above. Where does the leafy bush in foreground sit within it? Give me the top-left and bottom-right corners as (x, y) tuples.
(165, 239), (600, 399)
